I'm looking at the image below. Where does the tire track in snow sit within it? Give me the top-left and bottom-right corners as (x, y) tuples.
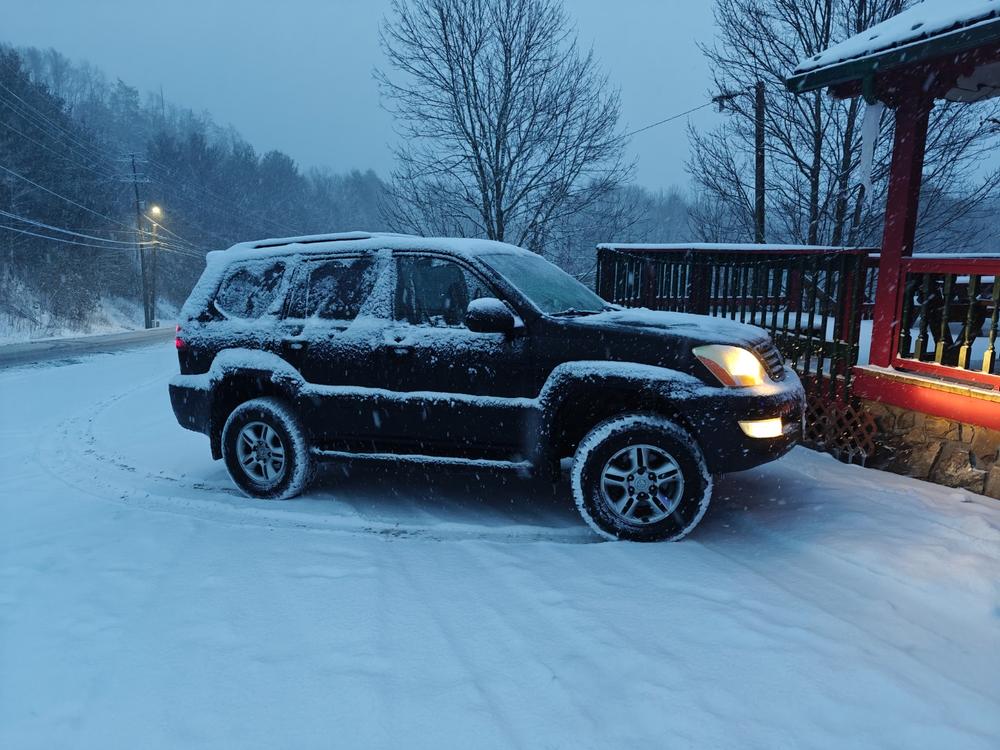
(36, 367), (594, 545)
(435, 540), (602, 742)
(386, 541), (530, 749)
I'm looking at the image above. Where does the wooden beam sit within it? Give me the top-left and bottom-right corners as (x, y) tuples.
(869, 96), (931, 367)
(853, 367), (1000, 431)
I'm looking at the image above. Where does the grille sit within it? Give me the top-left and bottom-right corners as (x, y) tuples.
(754, 340), (785, 382)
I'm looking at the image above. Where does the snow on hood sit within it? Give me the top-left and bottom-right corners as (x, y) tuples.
(794, 0), (1000, 75)
(571, 308), (769, 346)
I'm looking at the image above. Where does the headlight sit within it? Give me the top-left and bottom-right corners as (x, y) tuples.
(693, 344), (767, 387)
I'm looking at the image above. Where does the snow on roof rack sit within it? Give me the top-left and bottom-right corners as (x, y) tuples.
(229, 231), (415, 251)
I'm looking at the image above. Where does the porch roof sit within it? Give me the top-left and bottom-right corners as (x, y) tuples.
(785, 0), (1000, 102)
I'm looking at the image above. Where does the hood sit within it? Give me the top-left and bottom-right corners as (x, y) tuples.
(570, 308), (770, 348)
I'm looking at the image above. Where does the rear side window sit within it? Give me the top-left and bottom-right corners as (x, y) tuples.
(286, 257), (376, 321)
(215, 261), (286, 319)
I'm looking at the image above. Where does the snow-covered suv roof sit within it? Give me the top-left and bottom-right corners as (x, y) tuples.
(219, 231), (534, 261)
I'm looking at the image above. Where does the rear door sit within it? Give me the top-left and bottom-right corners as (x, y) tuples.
(278, 253), (387, 445)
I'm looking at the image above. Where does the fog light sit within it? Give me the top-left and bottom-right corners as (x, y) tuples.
(738, 418), (783, 439)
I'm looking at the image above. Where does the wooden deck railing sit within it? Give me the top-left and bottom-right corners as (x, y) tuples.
(595, 244), (872, 398)
(893, 256), (1000, 387)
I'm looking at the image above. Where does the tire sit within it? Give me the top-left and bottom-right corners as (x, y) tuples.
(571, 414), (712, 542)
(221, 397), (315, 500)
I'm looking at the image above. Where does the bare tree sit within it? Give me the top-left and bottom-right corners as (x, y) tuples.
(688, 0), (1000, 251)
(377, 0), (630, 252)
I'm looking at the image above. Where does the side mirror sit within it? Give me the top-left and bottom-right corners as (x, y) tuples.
(465, 297), (516, 333)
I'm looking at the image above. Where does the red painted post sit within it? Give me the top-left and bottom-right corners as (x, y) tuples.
(869, 95), (931, 367)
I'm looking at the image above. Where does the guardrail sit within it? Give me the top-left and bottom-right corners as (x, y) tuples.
(596, 245), (872, 398)
(894, 256), (1000, 388)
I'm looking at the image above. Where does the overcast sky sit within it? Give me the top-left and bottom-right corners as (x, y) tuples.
(6, 1), (726, 191)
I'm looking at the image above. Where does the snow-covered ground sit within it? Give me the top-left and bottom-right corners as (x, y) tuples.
(1, 343), (998, 749)
(0, 294), (177, 345)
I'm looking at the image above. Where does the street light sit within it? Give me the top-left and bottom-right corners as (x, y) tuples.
(146, 206), (164, 327)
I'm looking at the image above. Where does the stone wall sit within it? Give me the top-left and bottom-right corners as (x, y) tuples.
(862, 400), (1000, 499)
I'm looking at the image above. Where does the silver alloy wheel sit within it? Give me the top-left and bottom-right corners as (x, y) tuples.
(235, 421), (287, 485)
(600, 443), (685, 524)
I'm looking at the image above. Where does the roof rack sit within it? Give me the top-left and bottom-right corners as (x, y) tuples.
(226, 230), (418, 251)
(244, 231), (381, 250)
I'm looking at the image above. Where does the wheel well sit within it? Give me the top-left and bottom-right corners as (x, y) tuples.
(209, 373), (294, 459)
(548, 387), (691, 460)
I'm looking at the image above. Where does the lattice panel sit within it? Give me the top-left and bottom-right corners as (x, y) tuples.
(803, 394), (878, 465)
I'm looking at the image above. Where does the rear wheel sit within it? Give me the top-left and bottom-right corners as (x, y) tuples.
(571, 414), (711, 542)
(221, 397), (314, 500)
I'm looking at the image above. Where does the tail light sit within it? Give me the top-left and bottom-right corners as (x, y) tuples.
(175, 324), (187, 350)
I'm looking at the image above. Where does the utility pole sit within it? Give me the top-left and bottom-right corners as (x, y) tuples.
(754, 80), (766, 244)
(150, 218), (159, 326)
(714, 85), (766, 243)
(130, 153), (151, 329)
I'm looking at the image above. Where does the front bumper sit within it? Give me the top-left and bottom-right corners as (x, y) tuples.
(679, 370), (806, 474)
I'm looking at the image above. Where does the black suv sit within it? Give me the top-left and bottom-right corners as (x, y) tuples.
(170, 232), (804, 541)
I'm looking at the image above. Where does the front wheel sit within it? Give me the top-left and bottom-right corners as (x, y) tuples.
(221, 397), (314, 500)
(571, 414), (712, 542)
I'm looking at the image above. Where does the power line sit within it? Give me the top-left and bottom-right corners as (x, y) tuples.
(0, 79), (118, 165)
(143, 157), (301, 235)
(0, 118), (118, 180)
(0, 71), (299, 239)
(0, 209), (137, 245)
(1, 61), (297, 243)
(0, 222), (138, 250)
(625, 89), (750, 138)
(626, 101), (716, 138)
(0, 223), (204, 260)
(0, 95), (115, 173)
(145, 214), (196, 248)
(0, 162), (135, 232)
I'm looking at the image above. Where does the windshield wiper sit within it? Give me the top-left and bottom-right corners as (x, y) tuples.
(550, 308), (603, 317)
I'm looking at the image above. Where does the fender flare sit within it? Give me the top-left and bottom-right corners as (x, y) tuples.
(530, 361), (705, 464)
(203, 349), (306, 457)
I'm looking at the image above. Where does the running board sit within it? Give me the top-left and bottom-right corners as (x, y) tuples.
(310, 448), (533, 471)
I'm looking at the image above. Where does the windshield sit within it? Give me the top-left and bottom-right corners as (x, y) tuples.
(482, 252), (609, 315)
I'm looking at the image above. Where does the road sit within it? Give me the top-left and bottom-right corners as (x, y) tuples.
(0, 326), (174, 369)
(1, 342), (998, 749)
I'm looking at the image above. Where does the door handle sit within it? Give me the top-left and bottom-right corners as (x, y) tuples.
(391, 345), (413, 355)
(282, 338), (307, 351)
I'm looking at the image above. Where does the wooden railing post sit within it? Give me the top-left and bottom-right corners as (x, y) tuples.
(689, 254), (710, 315)
(870, 94), (931, 367)
(642, 256), (657, 309)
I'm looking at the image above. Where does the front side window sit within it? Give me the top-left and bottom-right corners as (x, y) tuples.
(215, 260), (286, 319)
(286, 257), (376, 321)
(394, 256), (493, 327)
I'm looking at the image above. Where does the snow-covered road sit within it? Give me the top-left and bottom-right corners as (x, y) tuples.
(1, 344), (998, 749)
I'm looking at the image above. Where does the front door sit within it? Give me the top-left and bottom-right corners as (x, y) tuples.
(376, 253), (533, 458)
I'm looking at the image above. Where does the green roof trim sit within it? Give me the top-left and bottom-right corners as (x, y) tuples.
(785, 16), (1000, 95)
